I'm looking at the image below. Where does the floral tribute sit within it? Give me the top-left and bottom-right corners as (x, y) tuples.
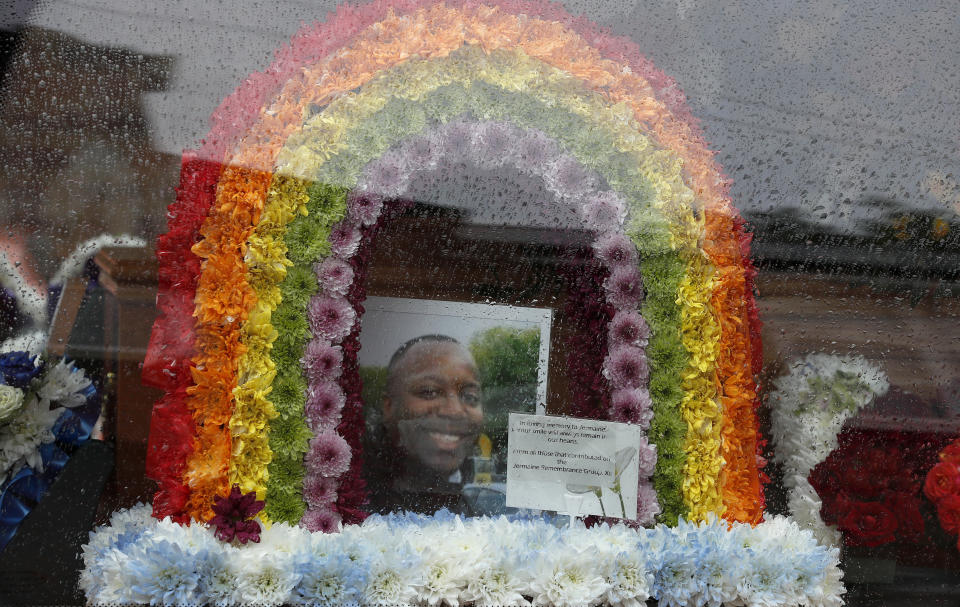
(0, 350), (99, 549)
(768, 354), (889, 546)
(924, 439), (960, 549)
(81, 504), (844, 607)
(140, 0), (767, 533)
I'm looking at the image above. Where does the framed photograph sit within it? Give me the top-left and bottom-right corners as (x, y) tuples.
(358, 296), (552, 516)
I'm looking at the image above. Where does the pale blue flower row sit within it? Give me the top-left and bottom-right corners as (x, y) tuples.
(81, 505), (844, 607)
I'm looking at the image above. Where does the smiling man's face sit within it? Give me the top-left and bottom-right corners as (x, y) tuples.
(384, 340), (483, 475)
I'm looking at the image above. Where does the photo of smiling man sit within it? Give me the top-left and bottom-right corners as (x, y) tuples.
(367, 335), (482, 513)
(358, 297), (551, 516)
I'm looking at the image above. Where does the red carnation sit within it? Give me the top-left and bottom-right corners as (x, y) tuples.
(838, 501), (899, 547)
(936, 495), (960, 534)
(924, 461), (960, 501)
(209, 484), (265, 544)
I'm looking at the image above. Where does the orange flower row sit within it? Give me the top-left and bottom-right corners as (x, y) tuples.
(183, 167), (270, 520)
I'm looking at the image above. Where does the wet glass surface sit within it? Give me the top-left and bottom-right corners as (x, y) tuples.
(0, 1), (958, 604)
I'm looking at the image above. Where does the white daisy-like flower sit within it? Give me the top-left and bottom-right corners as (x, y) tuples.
(36, 359), (92, 407)
(462, 560), (530, 607)
(0, 395), (62, 478)
(363, 544), (422, 606)
(602, 550), (652, 607)
(93, 546), (143, 604)
(527, 546), (610, 607)
(200, 547), (240, 607)
(232, 550), (301, 606)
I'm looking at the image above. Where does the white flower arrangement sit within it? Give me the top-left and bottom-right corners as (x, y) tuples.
(81, 506), (844, 607)
(0, 353), (95, 482)
(768, 353), (889, 546)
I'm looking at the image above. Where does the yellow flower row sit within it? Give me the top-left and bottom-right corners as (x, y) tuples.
(228, 175), (309, 507)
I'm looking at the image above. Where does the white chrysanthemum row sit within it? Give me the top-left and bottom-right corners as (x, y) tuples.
(81, 505), (844, 607)
(768, 353), (888, 546)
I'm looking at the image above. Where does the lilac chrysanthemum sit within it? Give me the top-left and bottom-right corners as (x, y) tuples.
(471, 122), (515, 169)
(636, 482), (661, 525)
(580, 191), (626, 232)
(545, 155), (597, 200)
(308, 295), (356, 341)
(305, 430), (352, 478)
(329, 220), (362, 258)
(302, 339), (343, 382)
(303, 474), (339, 507)
(403, 133), (444, 171)
(305, 380), (346, 431)
(514, 129), (558, 173)
(604, 345), (649, 389)
(314, 257), (354, 296)
(603, 265), (645, 308)
(609, 388), (654, 428)
(608, 311), (652, 347)
(593, 232), (639, 269)
(347, 191), (385, 226)
(442, 121), (475, 153)
(636, 438), (658, 477)
(301, 505), (342, 534)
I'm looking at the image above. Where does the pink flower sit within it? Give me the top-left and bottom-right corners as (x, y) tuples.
(347, 191), (385, 226)
(314, 257), (354, 295)
(302, 339), (343, 382)
(636, 481), (661, 525)
(305, 429), (352, 478)
(305, 380), (346, 431)
(580, 191), (626, 232)
(303, 474), (339, 507)
(329, 220), (362, 258)
(636, 438), (657, 477)
(604, 265), (644, 307)
(308, 295), (356, 341)
(593, 233), (638, 269)
(604, 345), (649, 389)
(609, 388), (654, 428)
(608, 311), (651, 347)
(301, 505), (342, 534)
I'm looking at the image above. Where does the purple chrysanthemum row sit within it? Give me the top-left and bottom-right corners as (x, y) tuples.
(299, 195), (383, 532)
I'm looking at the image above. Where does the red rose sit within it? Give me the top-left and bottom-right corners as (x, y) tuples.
(838, 501), (899, 547)
(924, 462), (960, 501)
(885, 493), (924, 541)
(936, 495), (960, 534)
(819, 490), (853, 525)
(843, 463), (884, 499)
(941, 441), (960, 465)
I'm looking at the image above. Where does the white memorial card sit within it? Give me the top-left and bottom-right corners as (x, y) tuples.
(505, 412), (642, 520)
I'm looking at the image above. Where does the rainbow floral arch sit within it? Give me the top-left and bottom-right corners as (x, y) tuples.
(141, 0), (765, 530)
